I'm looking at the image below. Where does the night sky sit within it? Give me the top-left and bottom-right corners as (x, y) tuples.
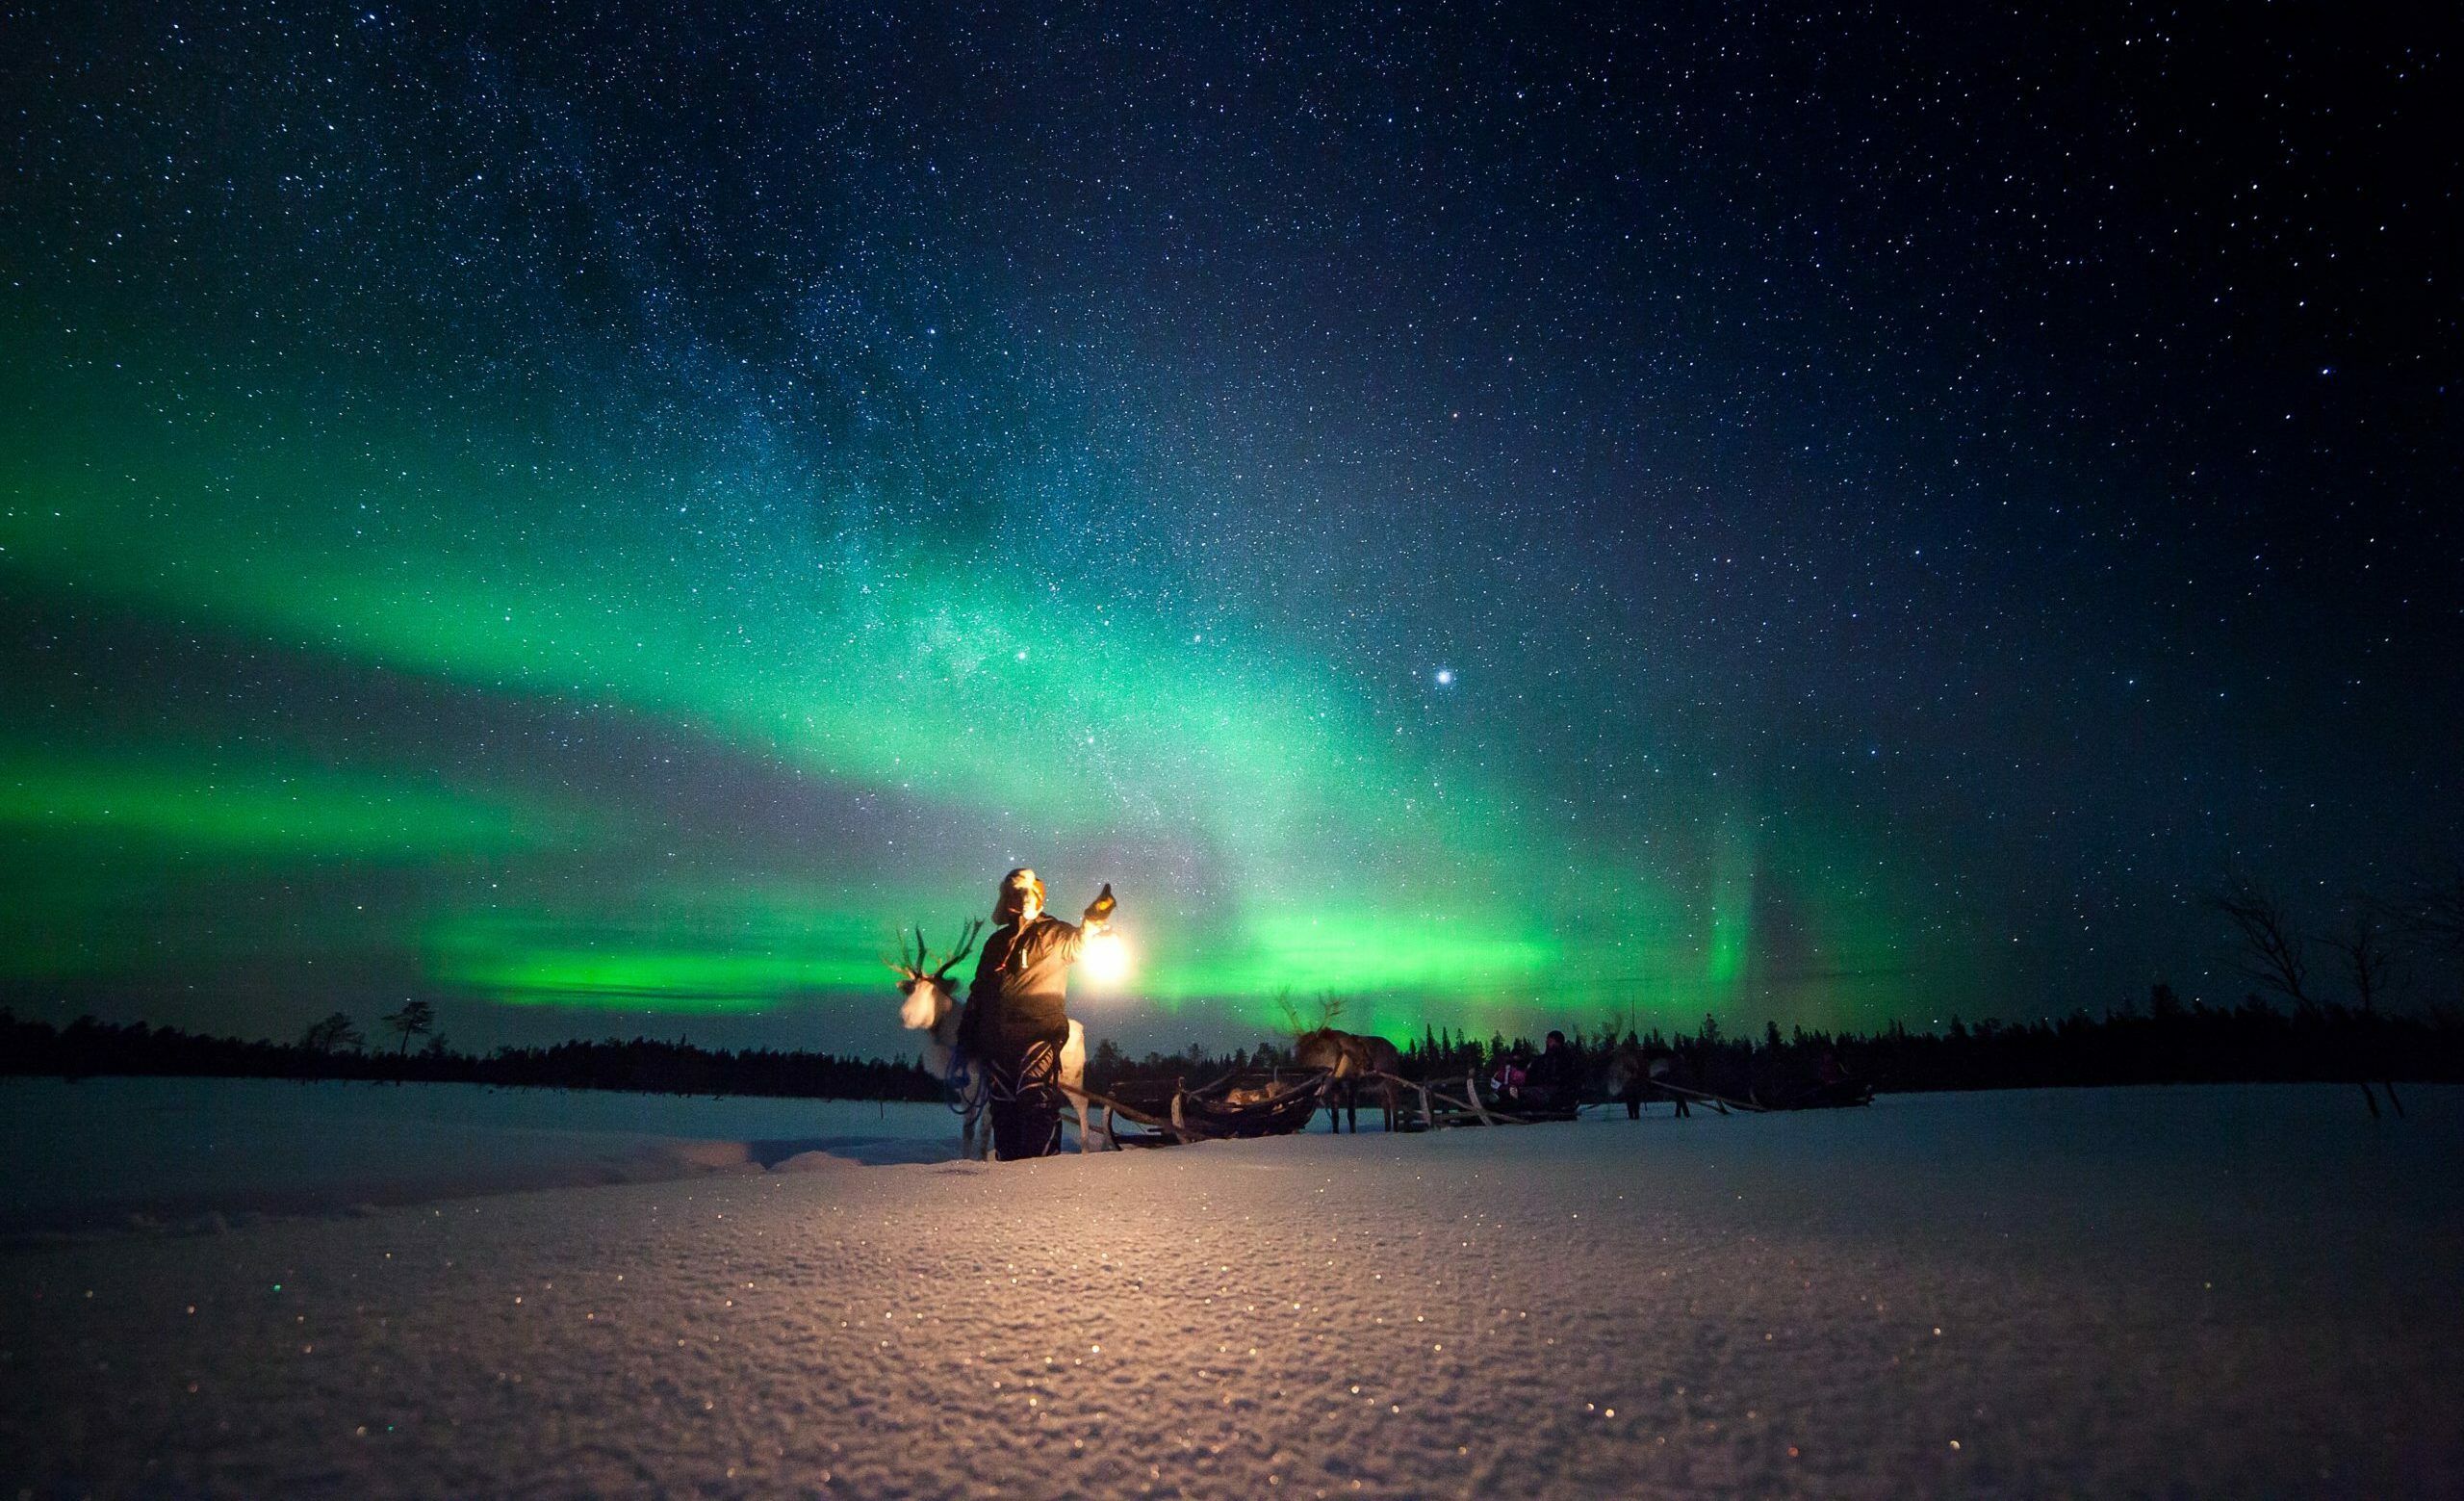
(4, 2), (2456, 1055)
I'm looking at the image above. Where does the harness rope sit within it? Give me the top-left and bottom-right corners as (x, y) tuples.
(939, 1039), (983, 1116)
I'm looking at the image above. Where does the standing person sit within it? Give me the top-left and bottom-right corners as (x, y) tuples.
(1523, 1029), (1578, 1113)
(959, 868), (1114, 1160)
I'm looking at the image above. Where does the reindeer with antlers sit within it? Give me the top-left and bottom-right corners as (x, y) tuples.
(892, 919), (1097, 1159)
(1283, 993), (1404, 1133)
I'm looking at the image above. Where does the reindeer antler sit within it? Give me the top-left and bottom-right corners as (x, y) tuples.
(888, 920), (984, 983)
(934, 919), (985, 981)
(885, 923), (926, 977)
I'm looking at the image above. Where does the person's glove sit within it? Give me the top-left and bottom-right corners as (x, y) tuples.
(1083, 882), (1116, 925)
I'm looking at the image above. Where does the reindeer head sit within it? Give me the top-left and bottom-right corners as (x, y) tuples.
(890, 919), (983, 1031)
(1292, 1028), (1347, 1074)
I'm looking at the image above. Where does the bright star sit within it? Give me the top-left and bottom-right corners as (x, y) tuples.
(1434, 667), (1456, 686)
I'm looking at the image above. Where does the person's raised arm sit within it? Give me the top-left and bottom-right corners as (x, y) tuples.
(1055, 883), (1116, 964)
(1082, 882), (1116, 932)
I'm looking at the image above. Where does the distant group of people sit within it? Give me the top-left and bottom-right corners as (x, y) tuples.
(1488, 1029), (1582, 1114)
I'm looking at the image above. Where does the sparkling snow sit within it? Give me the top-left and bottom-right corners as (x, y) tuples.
(4, 1082), (2457, 1496)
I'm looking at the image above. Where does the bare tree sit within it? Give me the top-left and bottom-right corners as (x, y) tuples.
(2216, 879), (2415, 1120)
(380, 999), (436, 1058)
(298, 1012), (363, 1053)
(2211, 875), (2315, 1008)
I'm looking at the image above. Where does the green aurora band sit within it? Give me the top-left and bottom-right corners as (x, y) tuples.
(2, 323), (1926, 1047)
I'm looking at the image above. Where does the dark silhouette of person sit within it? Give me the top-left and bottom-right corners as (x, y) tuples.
(958, 867), (1111, 1159)
(1660, 1046), (1694, 1117)
(1523, 1029), (1578, 1113)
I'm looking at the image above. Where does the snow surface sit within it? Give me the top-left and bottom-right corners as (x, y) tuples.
(3, 1082), (2458, 1497)
(1, 1078), (961, 1237)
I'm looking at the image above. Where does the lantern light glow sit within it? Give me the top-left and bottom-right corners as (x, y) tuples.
(1082, 929), (1134, 989)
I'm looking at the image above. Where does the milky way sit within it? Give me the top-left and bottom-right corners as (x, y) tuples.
(3, 2), (2455, 1052)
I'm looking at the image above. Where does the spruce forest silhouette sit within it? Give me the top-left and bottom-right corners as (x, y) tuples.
(1, 1009), (942, 1101)
(9, 985), (2454, 1104)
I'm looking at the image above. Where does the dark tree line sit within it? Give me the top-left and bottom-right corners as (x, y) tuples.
(13, 861), (2460, 1106)
(0, 1009), (943, 1101)
(1086, 867), (2464, 1101)
(1087, 988), (2463, 1103)
(1708, 990), (2460, 1099)
(11, 995), (2458, 1107)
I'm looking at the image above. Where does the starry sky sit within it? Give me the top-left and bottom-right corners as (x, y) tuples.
(3, 1), (2456, 1055)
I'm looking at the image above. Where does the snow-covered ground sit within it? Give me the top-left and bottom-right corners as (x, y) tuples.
(3, 1082), (2457, 1497)
(1, 1078), (959, 1237)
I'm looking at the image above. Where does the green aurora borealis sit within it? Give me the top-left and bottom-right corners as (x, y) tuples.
(13, 1), (2448, 1054)
(2, 317), (1918, 1047)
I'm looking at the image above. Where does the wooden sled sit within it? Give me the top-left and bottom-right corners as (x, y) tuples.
(1354, 1070), (1568, 1128)
(1059, 1071), (1335, 1147)
(1652, 1078), (1873, 1114)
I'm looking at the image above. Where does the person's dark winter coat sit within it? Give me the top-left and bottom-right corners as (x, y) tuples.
(961, 913), (1091, 1158)
(1523, 1037), (1579, 1111)
(962, 915), (1091, 1051)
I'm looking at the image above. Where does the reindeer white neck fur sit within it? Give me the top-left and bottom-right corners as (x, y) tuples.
(897, 972), (967, 1077)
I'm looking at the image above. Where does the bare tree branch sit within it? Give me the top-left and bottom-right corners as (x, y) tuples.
(2320, 906), (2395, 1013)
(2399, 861), (2464, 955)
(298, 1012), (363, 1053)
(2209, 875), (2314, 1008)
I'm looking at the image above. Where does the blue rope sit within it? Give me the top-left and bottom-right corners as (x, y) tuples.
(941, 1039), (981, 1115)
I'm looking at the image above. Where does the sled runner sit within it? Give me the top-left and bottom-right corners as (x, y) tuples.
(1764, 1079), (1875, 1110)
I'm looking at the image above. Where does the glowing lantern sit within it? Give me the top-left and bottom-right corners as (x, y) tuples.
(1081, 929), (1133, 988)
